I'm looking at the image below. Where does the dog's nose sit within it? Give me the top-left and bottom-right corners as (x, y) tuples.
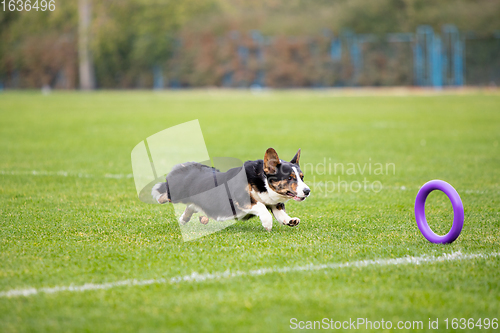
(303, 188), (310, 196)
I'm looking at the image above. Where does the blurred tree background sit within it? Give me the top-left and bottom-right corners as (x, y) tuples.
(0, 0), (499, 88)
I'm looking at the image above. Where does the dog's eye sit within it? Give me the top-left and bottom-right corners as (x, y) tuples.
(288, 176), (293, 181)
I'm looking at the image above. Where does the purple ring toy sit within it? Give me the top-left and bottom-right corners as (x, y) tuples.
(415, 180), (464, 244)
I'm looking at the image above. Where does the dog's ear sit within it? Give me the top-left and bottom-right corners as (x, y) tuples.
(264, 148), (280, 174)
(290, 148), (301, 165)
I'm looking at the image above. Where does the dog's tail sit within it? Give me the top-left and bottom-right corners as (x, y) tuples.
(151, 182), (171, 204)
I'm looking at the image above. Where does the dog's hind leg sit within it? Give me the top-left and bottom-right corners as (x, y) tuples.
(179, 204), (197, 224)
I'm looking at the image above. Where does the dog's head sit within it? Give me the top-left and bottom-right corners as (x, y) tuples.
(263, 148), (310, 201)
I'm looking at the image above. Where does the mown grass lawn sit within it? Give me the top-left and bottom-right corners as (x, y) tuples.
(0, 90), (499, 332)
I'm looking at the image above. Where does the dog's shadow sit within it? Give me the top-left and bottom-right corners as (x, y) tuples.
(220, 219), (298, 234)
(152, 214), (298, 235)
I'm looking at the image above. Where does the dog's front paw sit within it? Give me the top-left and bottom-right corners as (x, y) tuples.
(287, 218), (300, 227)
(262, 219), (273, 232)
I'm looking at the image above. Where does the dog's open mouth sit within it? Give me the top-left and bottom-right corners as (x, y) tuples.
(286, 191), (306, 202)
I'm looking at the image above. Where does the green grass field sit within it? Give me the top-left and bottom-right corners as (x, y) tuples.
(0, 90), (499, 332)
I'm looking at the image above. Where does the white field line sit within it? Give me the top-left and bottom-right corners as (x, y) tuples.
(1, 251), (498, 298)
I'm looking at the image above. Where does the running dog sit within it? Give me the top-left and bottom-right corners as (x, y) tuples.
(152, 148), (310, 231)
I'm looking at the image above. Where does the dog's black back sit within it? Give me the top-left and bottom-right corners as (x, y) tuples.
(165, 162), (249, 220)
